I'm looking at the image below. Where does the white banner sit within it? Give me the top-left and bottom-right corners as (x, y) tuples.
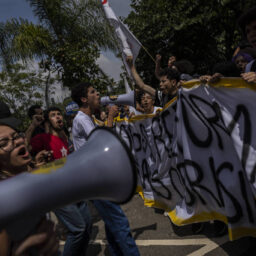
(101, 0), (141, 77)
(115, 78), (256, 240)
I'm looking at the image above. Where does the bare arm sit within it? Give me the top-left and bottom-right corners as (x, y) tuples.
(126, 56), (156, 97)
(12, 219), (59, 256)
(155, 54), (162, 80)
(25, 115), (44, 148)
(107, 105), (119, 128)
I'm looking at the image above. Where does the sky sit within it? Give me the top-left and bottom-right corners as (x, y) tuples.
(0, 0), (132, 81)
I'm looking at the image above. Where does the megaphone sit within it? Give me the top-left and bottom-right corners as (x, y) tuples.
(0, 127), (137, 230)
(101, 91), (136, 107)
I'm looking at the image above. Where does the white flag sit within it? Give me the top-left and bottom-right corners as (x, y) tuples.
(101, 0), (141, 77)
(124, 77), (132, 93)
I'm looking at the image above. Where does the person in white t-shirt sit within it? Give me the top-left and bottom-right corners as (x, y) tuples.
(140, 92), (162, 114)
(129, 91), (162, 116)
(71, 82), (140, 256)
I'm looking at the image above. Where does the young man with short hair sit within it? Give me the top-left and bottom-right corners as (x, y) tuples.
(140, 92), (162, 114)
(71, 82), (140, 256)
(30, 106), (92, 256)
(31, 107), (68, 159)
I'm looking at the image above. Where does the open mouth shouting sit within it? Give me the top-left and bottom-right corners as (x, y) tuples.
(56, 119), (63, 128)
(16, 145), (30, 159)
(142, 103), (148, 109)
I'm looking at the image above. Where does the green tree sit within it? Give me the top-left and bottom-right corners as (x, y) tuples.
(0, 63), (46, 129)
(24, 0), (119, 91)
(0, 0), (119, 94)
(124, 0), (255, 86)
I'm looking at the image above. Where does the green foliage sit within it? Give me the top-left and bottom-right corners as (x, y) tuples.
(125, 0), (255, 86)
(0, 0), (119, 95)
(0, 63), (45, 130)
(13, 21), (52, 60)
(24, 0), (118, 90)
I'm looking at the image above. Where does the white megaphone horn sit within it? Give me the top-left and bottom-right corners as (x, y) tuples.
(100, 91), (136, 107)
(0, 127), (137, 230)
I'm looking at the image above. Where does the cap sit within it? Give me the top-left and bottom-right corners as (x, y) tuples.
(65, 101), (79, 116)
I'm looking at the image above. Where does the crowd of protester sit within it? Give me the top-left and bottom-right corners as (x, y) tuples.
(1, 6), (256, 256)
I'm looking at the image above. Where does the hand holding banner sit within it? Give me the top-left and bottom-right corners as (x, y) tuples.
(115, 78), (256, 241)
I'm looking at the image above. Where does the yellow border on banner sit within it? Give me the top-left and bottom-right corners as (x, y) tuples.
(32, 158), (66, 175)
(136, 186), (256, 240)
(227, 227), (256, 241)
(115, 78), (256, 124)
(182, 77), (256, 90)
(114, 97), (177, 123)
(162, 96), (178, 110)
(169, 209), (256, 240)
(126, 79), (256, 240)
(169, 209), (228, 226)
(127, 113), (159, 122)
(136, 186), (172, 211)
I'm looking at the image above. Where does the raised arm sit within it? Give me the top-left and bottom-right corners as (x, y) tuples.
(155, 54), (162, 80)
(25, 114), (44, 149)
(126, 56), (156, 97)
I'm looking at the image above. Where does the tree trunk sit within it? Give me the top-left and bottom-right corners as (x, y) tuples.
(45, 69), (51, 108)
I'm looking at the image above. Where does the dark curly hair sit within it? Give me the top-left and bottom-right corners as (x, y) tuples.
(158, 67), (180, 82)
(173, 60), (194, 75)
(28, 104), (42, 119)
(71, 82), (91, 107)
(238, 6), (256, 36)
(44, 106), (62, 121)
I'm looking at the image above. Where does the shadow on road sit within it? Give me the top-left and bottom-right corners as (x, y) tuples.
(217, 236), (256, 256)
(170, 220), (256, 255)
(132, 223), (157, 240)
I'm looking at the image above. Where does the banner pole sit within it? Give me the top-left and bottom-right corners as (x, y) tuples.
(141, 45), (156, 64)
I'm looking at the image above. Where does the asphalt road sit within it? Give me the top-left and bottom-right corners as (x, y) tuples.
(59, 194), (256, 256)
